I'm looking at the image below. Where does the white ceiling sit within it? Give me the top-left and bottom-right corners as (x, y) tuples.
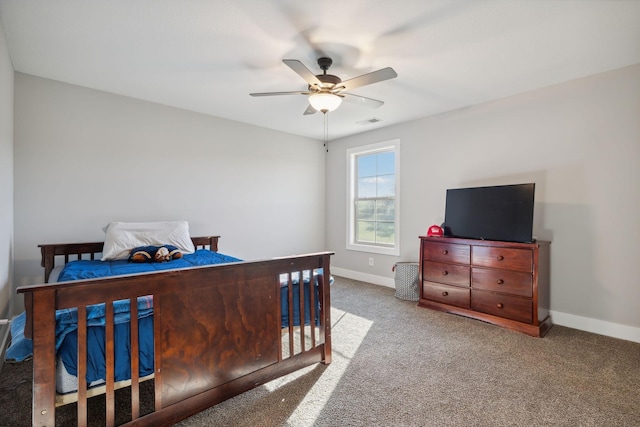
(1, 0), (639, 141)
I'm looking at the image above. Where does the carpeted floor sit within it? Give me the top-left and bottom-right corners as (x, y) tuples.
(1, 276), (639, 426)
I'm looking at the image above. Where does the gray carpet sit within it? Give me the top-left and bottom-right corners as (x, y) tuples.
(1, 276), (639, 426)
(177, 277), (640, 427)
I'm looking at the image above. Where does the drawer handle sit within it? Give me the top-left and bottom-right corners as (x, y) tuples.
(442, 291), (448, 296)
(496, 279), (504, 285)
(497, 303), (504, 309)
(442, 250), (448, 255)
(442, 270), (448, 276)
(496, 255), (504, 261)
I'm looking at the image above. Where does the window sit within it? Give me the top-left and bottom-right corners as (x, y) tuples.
(347, 139), (400, 255)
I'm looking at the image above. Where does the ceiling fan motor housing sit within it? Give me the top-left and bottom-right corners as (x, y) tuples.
(311, 74), (342, 91)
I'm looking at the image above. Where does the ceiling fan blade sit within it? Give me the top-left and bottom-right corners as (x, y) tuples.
(334, 67), (397, 92)
(283, 59), (322, 86)
(341, 93), (384, 109)
(250, 91), (308, 97)
(303, 104), (317, 115)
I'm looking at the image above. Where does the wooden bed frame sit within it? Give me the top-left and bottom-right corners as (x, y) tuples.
(18, 236), (333, 426)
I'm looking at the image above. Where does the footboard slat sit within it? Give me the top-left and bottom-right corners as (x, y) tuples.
(309, 272), (317, 349)
(154, 295), (163, 413)
(130, 299), (140, 420)
(287, 273), (295, 357)
(77, 306), (88, 426)
(105, 301), (115, 427)
(298, 270), (306, 353)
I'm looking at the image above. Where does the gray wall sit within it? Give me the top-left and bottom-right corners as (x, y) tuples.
(0, 19), (13, 325)
(326, 64), (640, 341)
(12, 73), (326, 312)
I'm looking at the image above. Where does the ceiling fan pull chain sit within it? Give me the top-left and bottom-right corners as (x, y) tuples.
(324, 112), (328, 153)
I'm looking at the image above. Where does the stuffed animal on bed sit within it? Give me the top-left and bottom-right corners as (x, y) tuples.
(128, 245), (183, 263)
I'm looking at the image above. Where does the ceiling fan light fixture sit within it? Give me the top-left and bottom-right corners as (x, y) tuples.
(308, 92), (342, 113)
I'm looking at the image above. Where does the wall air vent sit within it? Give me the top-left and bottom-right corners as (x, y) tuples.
(356, 118), (382, 125)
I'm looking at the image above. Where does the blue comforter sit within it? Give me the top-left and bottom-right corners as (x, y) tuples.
(57, 249), (242, 281)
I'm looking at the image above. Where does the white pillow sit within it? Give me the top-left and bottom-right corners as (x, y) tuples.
(101, 221), (196, 261)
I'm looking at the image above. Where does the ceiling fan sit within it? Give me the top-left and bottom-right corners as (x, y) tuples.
(250, 57), (397, 115)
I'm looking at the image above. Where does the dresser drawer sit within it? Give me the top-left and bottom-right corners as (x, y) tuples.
(423, 261), (470, 288)
(472, 246), (533, 272)
(423, 242), (470, 264)
(423, 282), (470, 309)
(471, 290), (532, 323)
(472, 268), (533, 297)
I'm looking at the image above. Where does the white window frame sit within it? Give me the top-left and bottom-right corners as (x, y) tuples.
(346, 139), (400, 256)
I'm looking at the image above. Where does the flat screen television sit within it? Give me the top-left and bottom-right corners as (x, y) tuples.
(443, 183), (535, 243)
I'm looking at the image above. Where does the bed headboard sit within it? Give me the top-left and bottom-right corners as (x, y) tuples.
(39, 236), (220, 283)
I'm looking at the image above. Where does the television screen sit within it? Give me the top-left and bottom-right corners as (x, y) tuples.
(443, 183), (535, 243)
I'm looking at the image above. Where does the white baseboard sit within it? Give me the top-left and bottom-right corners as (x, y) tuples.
(549, 311), (640, 344)
(332, 267), (640, 344)
(0, 312), (11, 373)
(331, 267), (395, 289)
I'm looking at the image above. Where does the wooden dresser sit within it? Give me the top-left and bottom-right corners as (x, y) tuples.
(418, 236), (551, 337)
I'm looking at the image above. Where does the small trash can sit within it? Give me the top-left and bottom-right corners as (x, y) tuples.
(392, 262), (420, 301)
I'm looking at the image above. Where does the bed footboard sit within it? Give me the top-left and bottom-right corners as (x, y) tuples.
(19, 251), (332, 427)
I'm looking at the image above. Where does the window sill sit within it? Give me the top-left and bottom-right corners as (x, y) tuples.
(346, 243), (399, 256)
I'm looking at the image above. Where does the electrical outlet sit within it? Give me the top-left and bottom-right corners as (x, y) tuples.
(368, 257), (374, 266)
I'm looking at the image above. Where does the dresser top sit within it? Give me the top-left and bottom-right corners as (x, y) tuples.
(419, 236), (550, 249)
